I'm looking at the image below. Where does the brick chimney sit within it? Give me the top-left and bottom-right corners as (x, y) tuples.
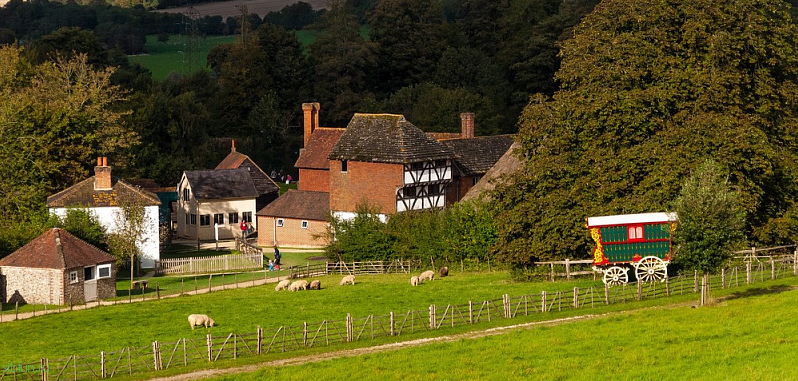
(460, 112), (475, 139)
(302, 102), (320, 147)
(94, 157), (112, 190)
(231, 139), (236, 152)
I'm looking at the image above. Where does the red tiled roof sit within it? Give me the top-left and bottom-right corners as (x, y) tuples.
(0, 228), (116, 269)
(256, 190), (330, 221)
(295, 128), (346, 169)
(46, 177), (161, 208)
(216, 151), (248, 170)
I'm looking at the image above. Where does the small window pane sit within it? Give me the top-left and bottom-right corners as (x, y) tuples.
(243, 212), (252, 223)
(214, 213), (224, 224)
(301, 220), (309, 229)
(200, 215), (210, 226)
(277, 218), (284, 227)
(229, 213), (239, 224)
(98, 265), (111, 278)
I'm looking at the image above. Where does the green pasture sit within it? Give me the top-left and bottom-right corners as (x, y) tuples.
(128, 35), (236, 80)
(211, 283), (798, 381)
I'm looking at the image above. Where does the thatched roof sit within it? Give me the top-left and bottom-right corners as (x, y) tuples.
(461, 142), (524, 202)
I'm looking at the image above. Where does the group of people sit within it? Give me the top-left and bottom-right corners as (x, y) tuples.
(270, 169), (293, 184)
(268, 246), (282, 271)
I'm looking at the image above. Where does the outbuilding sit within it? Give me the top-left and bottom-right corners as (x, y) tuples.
(0, 228), (117, 305)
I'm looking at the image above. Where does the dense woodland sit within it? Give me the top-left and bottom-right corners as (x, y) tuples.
(3, 0), (798, 275)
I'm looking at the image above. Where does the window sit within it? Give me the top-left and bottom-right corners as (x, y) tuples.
(190, 214), (197, 226)
(97, 264), (111, 279)
(301, 220), (309, 229)
(242, 212), (252, 223)
(183, 188), (190, 202)
(404, 186), (416, 198)
(628, 226), (644, 240)
(84, 266), (95, 281)
(214, 213), (224, 225)
(185, 213), (189, 225)
(428, 184), (439, 195)
(200, 214), (211, 226)
(277, 218), (284, 227)
(229, 212), (239, 224)
(70, 271), (78, 284)
(341, 160), (348, 172)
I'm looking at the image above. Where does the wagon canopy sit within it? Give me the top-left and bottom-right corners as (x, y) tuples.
(586, 212), (678, 228)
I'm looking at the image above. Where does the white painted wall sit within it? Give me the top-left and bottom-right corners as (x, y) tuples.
(50, 206), (160, 268)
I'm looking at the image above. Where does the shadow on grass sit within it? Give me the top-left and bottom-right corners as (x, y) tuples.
(720, 284), (796, 301)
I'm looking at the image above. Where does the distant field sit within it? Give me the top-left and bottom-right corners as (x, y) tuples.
(157, 0), (328, 19)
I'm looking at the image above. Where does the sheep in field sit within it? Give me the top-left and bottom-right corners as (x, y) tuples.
(188, 314), (216, 330)
(289, 280), (309, 291)
(410, 276), (419, 286)
(340, 275), (356, 285)
(419, 270), (435, 282)
(439, 266), (449, 277)
(275, 279), (291, 291)
(309, 280), (321, 290)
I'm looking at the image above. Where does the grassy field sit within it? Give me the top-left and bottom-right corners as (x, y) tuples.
(128, 35), (236, 80)
(208, 282), (798, 380)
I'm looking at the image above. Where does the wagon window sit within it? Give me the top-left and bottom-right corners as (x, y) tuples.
(628, 226), (643, 240)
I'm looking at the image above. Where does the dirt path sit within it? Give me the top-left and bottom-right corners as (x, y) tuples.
(146, 313), (609, 381)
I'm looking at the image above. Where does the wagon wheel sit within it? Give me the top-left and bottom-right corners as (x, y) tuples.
(603, 266), (629, 286)
(634, 256), (668, 282)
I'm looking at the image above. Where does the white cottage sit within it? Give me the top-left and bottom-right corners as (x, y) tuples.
(46, 157), (161, 268)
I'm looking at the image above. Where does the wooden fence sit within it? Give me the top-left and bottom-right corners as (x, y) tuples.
(154, 253), (263, 275)
(287, 260), (412, 279)
(534, 259), (596, 281)
(9, 252), (798, 380)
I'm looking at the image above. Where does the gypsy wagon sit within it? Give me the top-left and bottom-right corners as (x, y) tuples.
(587, 212), (677, 286)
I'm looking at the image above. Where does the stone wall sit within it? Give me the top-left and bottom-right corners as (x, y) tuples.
(0, 266), (63, 305)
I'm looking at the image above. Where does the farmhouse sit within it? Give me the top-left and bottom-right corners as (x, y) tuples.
(216, 140), (280, 211)
(0, 228), (116, 305)
(176, 168), (258, 241)
(47, 157), (161, 268)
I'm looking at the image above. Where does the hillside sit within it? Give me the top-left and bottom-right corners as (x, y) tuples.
(156, 0), (328, 19)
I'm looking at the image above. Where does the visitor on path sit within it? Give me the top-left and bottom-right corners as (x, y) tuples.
(274, 246), (281, 267)
(240, 220), (248, 238)
(268, 259), (275, 271)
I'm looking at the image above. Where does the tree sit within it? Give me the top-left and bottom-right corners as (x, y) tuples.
(324, 203), (394, 262)
(491, 0), (798, 271)
(672, 160), (745, 305)
(107, 198), (148, 282)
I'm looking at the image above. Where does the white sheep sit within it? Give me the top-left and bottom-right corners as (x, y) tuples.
(309, 280), (321, 290)
(289, 280), (309, 291)
(410, 276), (419, 286)
(339, 275), (356, 285)
(275, 279), (291, 291)
(419, 270), (435, 282)
(188, 314), (216, 330)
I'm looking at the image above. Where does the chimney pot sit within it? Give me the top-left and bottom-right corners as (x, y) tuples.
(232, 139), (236, 152)
(460, 113), (475, 139)
(94, 158), (112, 190)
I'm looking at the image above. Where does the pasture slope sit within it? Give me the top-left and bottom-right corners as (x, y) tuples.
(156, 0), (328, 19)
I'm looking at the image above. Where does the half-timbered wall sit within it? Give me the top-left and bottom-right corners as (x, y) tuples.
(397, 160), (452, 212)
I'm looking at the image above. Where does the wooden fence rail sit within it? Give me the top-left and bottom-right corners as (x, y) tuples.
(154, 253), (263, 275)
(287, 260), (412, 279)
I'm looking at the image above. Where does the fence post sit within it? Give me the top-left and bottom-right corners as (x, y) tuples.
(303, 322), (308, 346)
(152, 341), (159, 371)
(550, 263), (554, 281)
(346, 314), (353, 342)
(100, 351), (106, 378)
(15, 301), (18, 320)
(771, 258), (776, 280)
(429, 305), (436, 329)
(41, 358), (48, 381)
(181, 279), (184, 296)
(208, 274), (213, 293)
(693, 270), (699, 292)
(257, 326), (263, 355)
(794, 245), (798, 275)
(573, 287), (579, 309)
(207, 334), (213, 362)
(746, 262), (752, 284)
(636, 279), (642, 301)
(721, 269), (726, 288)
(502, 294), (508, 318)
(665, 276), (670, 296)
(156, 281), (160, 300)
(604, 283), (609, 304)
(468, 300), (473, 324)
(565, 259), (571, 280)
(541, 291), (547, 312)
(390, 312), (395, 336)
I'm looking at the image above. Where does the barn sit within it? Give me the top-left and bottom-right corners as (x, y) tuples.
(0, 228), (117, 305)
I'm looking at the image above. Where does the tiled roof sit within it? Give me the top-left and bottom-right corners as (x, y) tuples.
(46, 177), (161, 208)
(256, 190), (330, 221)
(216, 150), (248, 170)
(440, 135), (515, 176)
(328, 114), (453, 164)
(184, 169), (259, 200)
(295, 128), (346, 169)
(217, 152), (279, 196)
(462, 142), (524, 201)
(0, 228), (116, 269)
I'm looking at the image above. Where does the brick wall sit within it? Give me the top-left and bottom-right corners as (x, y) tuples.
(257, 216), (329, 248)
(329, 160), (403, 214)
(1, 267), (63, 305)
(446, 175), (478, 205)
(298, 168), (330, 192)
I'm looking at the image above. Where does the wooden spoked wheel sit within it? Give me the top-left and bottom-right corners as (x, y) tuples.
(603, 266), (629, 286)
(634, 256), (668, 282)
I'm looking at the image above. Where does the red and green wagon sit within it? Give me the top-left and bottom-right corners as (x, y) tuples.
(587, 212), (677, 286)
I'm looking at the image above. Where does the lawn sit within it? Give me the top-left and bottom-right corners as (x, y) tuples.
(128, 34), (236, 80)
(209, 282), (798, 380)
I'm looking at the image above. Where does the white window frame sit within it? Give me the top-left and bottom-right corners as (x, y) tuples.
(301, 220), (309, 229)
(70, 271), (78, 284)
(97, 264), (112, 279)
(277, 218), (284, 227)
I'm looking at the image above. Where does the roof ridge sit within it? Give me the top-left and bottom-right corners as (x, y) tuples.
(54, 228), (67, 269)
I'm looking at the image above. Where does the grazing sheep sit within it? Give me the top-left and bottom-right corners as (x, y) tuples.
(419, 270), (435, 282)
(289, 280), (309, 291)
(309, 280), (321, 290)
(439, 266), (449, 277)
(339, 275), (356, 285)
(275, 279), (291, 291)
(188, 314), (216, 330)
(410, 276), (419, 286)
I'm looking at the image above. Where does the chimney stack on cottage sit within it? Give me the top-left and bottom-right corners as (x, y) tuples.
(302, 102), (320, 146)
(231, 139), (236, 152)
(460, 113), (475, 139)
(94, 157), (112, 190)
